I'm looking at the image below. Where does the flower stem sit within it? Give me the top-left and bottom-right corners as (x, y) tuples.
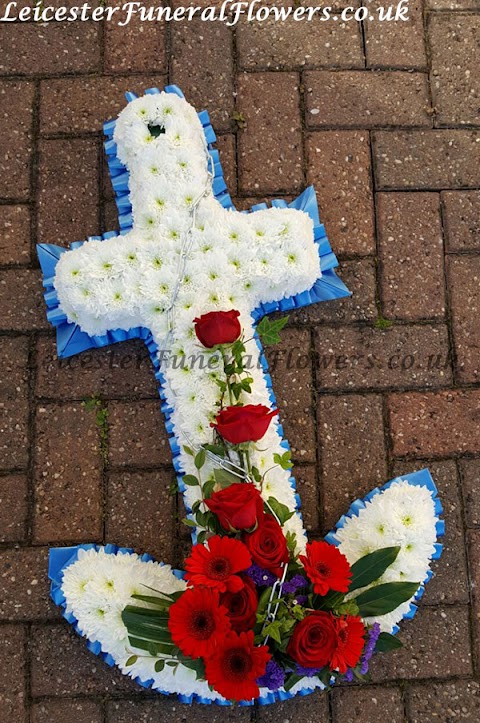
(220, 347), (234, 406)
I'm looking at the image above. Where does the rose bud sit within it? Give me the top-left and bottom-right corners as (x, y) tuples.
(211, 404), (278, 445)
(243, 514), (289, 578)
(206, 483), (265, 531)
(193, 309), (242, 348)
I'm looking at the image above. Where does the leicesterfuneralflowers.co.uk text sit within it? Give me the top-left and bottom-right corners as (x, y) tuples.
(1, 0), (412, 26)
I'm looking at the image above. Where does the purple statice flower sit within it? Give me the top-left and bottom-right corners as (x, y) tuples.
(257, 659), (285, 691)
(359, 623), (381, 675)
(282, 574), (308, 595)
(344, 668), (355, 682)
(295, 664), (321, 678)
(245, 563), (276, 587)
(294, 594), (308, 606)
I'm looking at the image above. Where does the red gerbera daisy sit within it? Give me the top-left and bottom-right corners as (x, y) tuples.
(300, 540), (352, 596)
(204, 630), (271, 702)
(330, 615), (366, 674)
(184, 536), (252, 593)
(167, 586), (231, 659)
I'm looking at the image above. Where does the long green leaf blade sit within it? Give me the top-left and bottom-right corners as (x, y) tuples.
(354, 581), (419, 617)
(375, 632), (403, 653)
(349, 547), (401, 592)
(128, 637), (174, 655)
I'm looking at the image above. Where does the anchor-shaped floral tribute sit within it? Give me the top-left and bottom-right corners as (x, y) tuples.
(38, 86), (444, 706)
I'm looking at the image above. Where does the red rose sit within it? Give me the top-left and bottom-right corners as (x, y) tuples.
(220, 575), (258, 633)
(287, 611), (338, 669)
(300, 541), (352, 596)
(206, 483), (264, 531)
(193, 309), (241, 348)
(212, 404), (278, 445)
(243, 514), (289, 578)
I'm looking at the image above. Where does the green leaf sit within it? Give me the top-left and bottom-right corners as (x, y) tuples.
(375, 632), (404, 653)
(196, 530), (208, 545)
(203, 444), (226, 457)
(182, 518), (197, 527)
(213, 467), (240, 488)
(256, 587), (274, 620)
(313, 589), (345, 611)
(169, 590), (184, 602)
(318, 668), (335, 688)
(154, 659), (165, 673)
(256, 315), (289, 345)
(285, 531), (297, 556)
(263, 620), (283, 644)
(125, 655), (138, 666)
(349, 546), (401, 592)
(354, 581), (420, 617)
(273, 450), (293, 470)
(231, 382), (243, 400)
(130, 594), (171, 608)
(266, 496), (295, 525)
(251, 465), (262, 483)
(284, 673), (303, 692)
(194, 449), (206, 469)
(336, 599), (360, 616)
(191, 499), (202, 514)
(122, 607), (173, 644)
(202, 478), (216, 499)
(182, 474), (199, 487)
(179, 656), (206, 679)
(183, 446), (194, 456)
(195, 510), (215, 529)
(128, 637), (173, 655)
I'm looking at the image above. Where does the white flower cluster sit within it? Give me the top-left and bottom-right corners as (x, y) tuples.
(53, 90), (322, 551)
(61, 547), (232, 700)
(336, 480), (438, 631)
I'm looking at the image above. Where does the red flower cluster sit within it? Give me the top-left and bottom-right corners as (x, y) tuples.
(287, 611), (365, 673)
(173, 535), (269, 701)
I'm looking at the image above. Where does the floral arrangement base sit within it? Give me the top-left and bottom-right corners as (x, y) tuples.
(49, 470), (443, 705)
(38, 85), (443, 705)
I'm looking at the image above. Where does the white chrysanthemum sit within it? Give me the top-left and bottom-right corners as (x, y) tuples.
(336, 480), (437, 632)
(55, 88), (323, 576)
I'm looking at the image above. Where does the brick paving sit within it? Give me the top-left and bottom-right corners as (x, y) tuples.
(0, 6), (479, 723)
